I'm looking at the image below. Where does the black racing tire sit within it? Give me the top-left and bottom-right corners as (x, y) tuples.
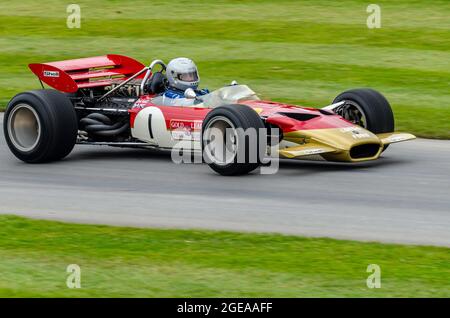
(332, 88), (394, 134)
(202, 104), (265, 176)
(3, 89), (78, 163)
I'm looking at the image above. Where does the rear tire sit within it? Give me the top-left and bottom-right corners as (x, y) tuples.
(202, 104), (265, 176)
(4, 89), (78, 163)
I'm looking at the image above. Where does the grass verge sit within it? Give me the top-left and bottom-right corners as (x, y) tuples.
(0, 0), (449, 138)
(0, 215), (448, 297)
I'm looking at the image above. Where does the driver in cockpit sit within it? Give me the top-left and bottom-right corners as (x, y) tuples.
(151, 57), (209, 106)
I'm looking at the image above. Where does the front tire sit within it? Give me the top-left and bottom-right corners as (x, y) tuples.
(202, 104), (265, 176)
(4, 89), (78, 163)
(332, 88), (394, 134)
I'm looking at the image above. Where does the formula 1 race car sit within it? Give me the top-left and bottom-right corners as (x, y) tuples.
(3, 54), (415, 175)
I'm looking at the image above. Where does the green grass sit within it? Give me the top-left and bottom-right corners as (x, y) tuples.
(0, 215), (449, 297)
(0, 0), (449, 138)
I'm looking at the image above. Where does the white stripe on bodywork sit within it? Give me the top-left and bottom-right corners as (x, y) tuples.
(131, 107), (202, 150)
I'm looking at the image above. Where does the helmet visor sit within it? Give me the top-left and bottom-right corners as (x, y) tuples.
(178, 71), (198, 82)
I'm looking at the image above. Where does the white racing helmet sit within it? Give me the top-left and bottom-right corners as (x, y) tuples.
(166, 57), (200, 91)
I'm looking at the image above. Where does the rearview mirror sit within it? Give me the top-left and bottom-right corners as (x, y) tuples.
(184, 88), (197, 99)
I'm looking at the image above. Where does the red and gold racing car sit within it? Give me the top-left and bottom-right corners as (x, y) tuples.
(3, 54), (415, 175)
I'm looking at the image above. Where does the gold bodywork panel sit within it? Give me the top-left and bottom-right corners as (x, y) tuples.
(377, 132), (416, 145)
(279, 127), (415, 162)
(279, 142), (335, 158)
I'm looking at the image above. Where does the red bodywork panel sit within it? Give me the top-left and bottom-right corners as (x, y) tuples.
(129, 95), (211, 129)
(29, 54), (145, 93)
(130, 96), (353, 133)
(28, 54), (353, 134)
(241, 100), (353, 132)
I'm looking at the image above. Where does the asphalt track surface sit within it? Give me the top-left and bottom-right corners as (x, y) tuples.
(0, 113), (449, 246)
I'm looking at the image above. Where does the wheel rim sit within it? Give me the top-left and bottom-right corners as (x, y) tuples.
(7, 104), (41, 152)
(203, 116), (238, 166)
(336, 100), (367, 128)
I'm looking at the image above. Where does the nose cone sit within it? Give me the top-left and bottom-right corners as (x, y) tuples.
(303, 127), (380, 150)
(285, 126), (383, 162)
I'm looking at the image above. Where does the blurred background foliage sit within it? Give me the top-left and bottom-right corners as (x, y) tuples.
(0, 0), (448, 137)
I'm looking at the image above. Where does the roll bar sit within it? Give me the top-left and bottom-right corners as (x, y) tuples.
(98, 59), (166, 101)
